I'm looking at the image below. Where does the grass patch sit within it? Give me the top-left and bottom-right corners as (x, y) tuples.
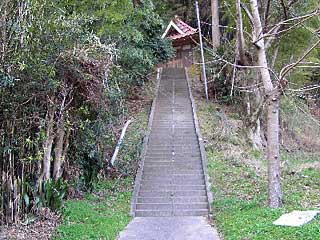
(54, 179), (132, 240)
(196, 99), (320, 240)
(210, 156), (320, 240)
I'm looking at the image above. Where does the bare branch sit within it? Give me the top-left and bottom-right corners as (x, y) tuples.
(241, 3), (254, 26)
(280, 0), (288, 20)
(203, 46), (280, 81)
(200, 21), (253, 38)
(288, 85), (320, 92)
(264, 0), (271, 28)
(255, 10), (319, 45)
(279, 39), (320, 81)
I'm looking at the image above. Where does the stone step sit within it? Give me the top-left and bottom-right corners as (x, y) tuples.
(142, 174), (204, 181)
(144, 158), (202, 163)
(144, 158), (202, 162)
(145, 153), (200, 157)
(174, 130), (197, 133)
(174, 131), (197, 134)
(147, 147), (199, 151)
(140, 185), (206, 191)
(143, 167), (202, 172)
(147, 143), (199, 146)
(145, 151), (201, 155)
(173, 158), (202, 162)
(147, 144), (198, 148)
(173, 152), (201, 156)
(170, 141), (199, 145)
(153, 116), (174, 119)
(148, 136), (198, 139)
(152, 126), (195, 128)
(146, 150), (200, 153)
(136, 203), (208, 210)
(138, 190), (207, 198)
(135, 209), (209, 217)
(148, 144), (198, 147)
(141, 178), (205, 185)
(143, 162), (203, 169)
(145, 150), (174, 154)
(147, 147), (200, 152)
(143, 168), (203, 173)
(144, 158), (173, 162)
(152, 124), (194, 125)
(151, 126), (194, 128)
(152, 117), (173, 120)
(137, 196), (208, 203)
(144, 156), (201, 160)
(143, 169), (204, 175)
(149, 132), (197, 136)
(152, 121), (194, 123)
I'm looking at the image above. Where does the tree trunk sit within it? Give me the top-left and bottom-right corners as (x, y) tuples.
(250, 0), (282, 208)
(235, 1), (264, 149)
(1, 0), (8, 64)
(235, 0), (247, 65)
(211, 0), (220, 49)
(266, 97), (281, 207)
(42, 107), (55, 181)
(53, 116), (65, 180)
(61, 128), (70, 167)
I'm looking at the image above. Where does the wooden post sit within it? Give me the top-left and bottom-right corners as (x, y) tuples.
(195, 1), (209, 102)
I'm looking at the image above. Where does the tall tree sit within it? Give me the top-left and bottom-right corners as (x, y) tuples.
(235, 0), (246, 65)
(250, 0), (282, 207)
(211, 0), (220, 48)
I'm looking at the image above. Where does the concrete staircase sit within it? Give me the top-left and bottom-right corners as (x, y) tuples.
(132, 68), (210, 217)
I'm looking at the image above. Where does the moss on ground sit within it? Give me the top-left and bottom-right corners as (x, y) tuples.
(196, 99), (320, 240)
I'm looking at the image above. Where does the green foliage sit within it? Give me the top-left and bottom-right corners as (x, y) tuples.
(22, 179), (68, 213)
(0, 0), (172, 225)
(113, 1), (174, 84)
(40, 179), (69, 210)
(0, 71), (16, 87)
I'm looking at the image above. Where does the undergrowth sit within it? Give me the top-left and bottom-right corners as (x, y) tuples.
(196, 98), (320, 240)
(54, 101), (150, 240)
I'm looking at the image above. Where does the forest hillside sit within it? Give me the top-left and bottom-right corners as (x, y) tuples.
(1, 0), (319, 239)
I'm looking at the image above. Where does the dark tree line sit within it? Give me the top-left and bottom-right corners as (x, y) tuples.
(0, 0), (173, 225)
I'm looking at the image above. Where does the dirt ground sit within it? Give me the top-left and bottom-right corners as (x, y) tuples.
(0, 208), (59, 240)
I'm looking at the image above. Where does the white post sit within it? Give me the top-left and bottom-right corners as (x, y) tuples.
(110, 119), (133, 166)
(157, 68), (160, 80)
(195, 0), (209, 102)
